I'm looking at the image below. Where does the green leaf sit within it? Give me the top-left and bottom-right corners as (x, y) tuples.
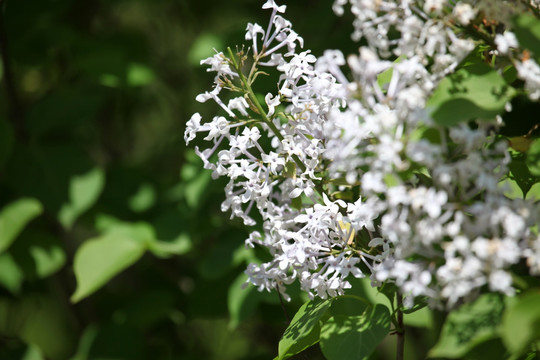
(228, 272), (280, 329)
(277, 298), (333, 360)
(462, 337), (508, 360)
(346, 278), (393, 309)
(0, 296), (77, 360)
(127, 63), (155, 86)
(9, 230), (67, 281)
(427, 63), (516, 126)
(509, 153), (540, 198)
(377, 55), (405, 90)
(499, 177), (524, 200)
(527, 139), (540, 176)
(188, 33), (224, 66)
(148, 233), (192, 258)
(526, 182), (540, 202)
(59, 167), (105, 229)
(501, 292), (540, 355)
(25, 233), (66, 279)
(0, 253), (25, 294)
(22, 344), (45, 360)
(71, 223), (152, 303)
(403, 306), (433, 328)
(0, 198), (43, 254)
(198, 230), (245, 279)
(184, 170), (212, 208)
(319, 304), (391, 360)
(513, 14), (540, 61)
(128, 182), (156, 213)
(429, 293), (505, 358)
(228, 273), (259, 329)
(328, 296), (369, 317)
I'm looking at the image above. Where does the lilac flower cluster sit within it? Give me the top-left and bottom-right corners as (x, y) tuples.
(186, 0), (540, 307)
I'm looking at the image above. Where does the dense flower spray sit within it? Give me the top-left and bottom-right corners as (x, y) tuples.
(186, 0), (540, 308)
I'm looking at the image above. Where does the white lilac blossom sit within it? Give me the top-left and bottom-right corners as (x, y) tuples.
(186, 1), (540, 308)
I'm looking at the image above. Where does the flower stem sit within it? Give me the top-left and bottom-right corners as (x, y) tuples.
(227, 47), (318, 184)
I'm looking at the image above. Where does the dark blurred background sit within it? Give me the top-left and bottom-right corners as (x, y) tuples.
(0, 1), (361, 359)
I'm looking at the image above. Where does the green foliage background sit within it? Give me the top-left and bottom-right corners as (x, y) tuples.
(0, 0), (360, 359)
(4, 1), (540, 359)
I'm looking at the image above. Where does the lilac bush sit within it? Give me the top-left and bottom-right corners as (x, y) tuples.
(187, 1), (540, 358)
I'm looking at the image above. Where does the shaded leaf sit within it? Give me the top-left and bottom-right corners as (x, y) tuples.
(328, 295), (369, 318)
(319, 304), (391, 360)
(0, 296), (77, 360)
(526, 139), (540, 176)
(228, 273), (260, 329)
(501, 292), (540, 355)
(513, 14), (540, 61)
(429, 293), (505, 358)
(462, 337), (508, 360)
(509, 153), (540, 198)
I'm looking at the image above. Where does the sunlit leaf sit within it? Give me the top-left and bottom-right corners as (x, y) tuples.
(526, 182), (540, 202)
(128, 182), (156, 213)
(499, 177), (523, 200)
(58, 167), (105, 229)
(508, 153), (540, 198)
(148, 233), (192, 258)
(71, 223), (152, 303)
(427, 63), (516, 126)
(127, 63), (155, 86)
(29, 241), (66, 279)
(0, 253), (24, 294)
(188, 33), (224, 66)
(0, 198), (42, 254)
(277, 298), (333, 360)
(21, 344), (45, 360)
